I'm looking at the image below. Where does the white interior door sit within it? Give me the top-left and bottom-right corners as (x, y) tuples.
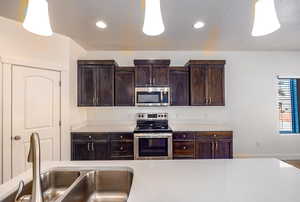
(12, 66), (61, 177)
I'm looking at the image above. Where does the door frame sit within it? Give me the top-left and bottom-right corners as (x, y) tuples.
(1, 57), (68, 183)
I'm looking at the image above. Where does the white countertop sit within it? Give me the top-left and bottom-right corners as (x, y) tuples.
(72, 125), (135, 133)
(1, 159), (300, 202)
(72, 124), (232, 133)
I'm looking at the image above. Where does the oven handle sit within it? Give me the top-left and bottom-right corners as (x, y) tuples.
(134, 134), (172, 138)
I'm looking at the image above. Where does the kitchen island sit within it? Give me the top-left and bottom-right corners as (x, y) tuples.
(0, 158), (299, 202)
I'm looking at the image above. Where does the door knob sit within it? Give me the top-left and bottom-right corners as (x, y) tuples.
(14, 136), (22, 140)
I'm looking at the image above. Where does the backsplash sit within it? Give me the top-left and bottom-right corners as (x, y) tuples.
(86, 106), (230, 126)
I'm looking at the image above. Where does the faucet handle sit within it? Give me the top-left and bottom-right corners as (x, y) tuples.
(14, 180), (24, 202)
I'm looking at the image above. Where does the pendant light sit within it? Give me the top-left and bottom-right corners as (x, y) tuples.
(23, 0), (53, 36)
(252, 0), (281, 37)
(143, 0), (165, 36)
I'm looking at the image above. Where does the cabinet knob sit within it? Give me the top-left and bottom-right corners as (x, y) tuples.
(183, 146), (187, 150)
(120, 135), (123, 139)
(214, 134), (217, 138)
(120, 146), (124, 151)
(89, 136), (92, 139)
(183, 134), (187, 138)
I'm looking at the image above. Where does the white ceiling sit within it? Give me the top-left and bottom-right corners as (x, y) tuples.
(1, 0), (300, 51)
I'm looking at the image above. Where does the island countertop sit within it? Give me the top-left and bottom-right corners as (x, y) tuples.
(0, 159), (298, 202)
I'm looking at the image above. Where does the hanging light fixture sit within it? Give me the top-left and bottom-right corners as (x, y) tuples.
(23, 0), (53, 36)
(252, 0), (281, 37)
(143, 0), (165, 36)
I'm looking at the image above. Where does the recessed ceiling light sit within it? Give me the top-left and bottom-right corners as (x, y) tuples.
(96, 21), (107, 29)
(193, 21), (205, 29)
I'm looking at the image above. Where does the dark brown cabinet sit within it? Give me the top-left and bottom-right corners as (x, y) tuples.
(71, 132), (133, 161)
(71, 133), (109, 160)
(195, 132), (233, 159)
(134, 60), (170, 86)
(170, 67), (190, 106)
(187, 60), (225, 106)
(78, 60), (116, 106)
(115, 67), (135, 106)
(110, 133), (134, 160)
(173, 132), (195, 159)
(173, 131), (232, 160)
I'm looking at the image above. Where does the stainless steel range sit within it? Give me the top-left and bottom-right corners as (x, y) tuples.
(134, 113), (173, 160)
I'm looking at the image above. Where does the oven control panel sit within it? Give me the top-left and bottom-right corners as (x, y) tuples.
(136, 113), (168, 120)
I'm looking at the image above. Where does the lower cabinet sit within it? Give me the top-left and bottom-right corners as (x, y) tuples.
(72, 131), (232, 161)
(173, 131), (233, 159)
(71, 132), (133, 160)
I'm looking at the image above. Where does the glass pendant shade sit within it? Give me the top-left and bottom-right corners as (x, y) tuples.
(252, 0), (281, 37)
(143, 0), (165, 36)
(23, 0), (53, 36)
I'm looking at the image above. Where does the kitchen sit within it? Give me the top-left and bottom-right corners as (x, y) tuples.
(1, 0), (300, 202)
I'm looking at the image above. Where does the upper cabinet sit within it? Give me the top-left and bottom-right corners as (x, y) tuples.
(115, 67), (135, 106)
(134, 60), (170, 86)
(169, 67), (190, 106)
(186, 60), (225, 106)
(78, 60), (116, 106)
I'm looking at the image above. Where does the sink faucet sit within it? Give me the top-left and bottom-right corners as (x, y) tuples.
(27, 132), (43, 202)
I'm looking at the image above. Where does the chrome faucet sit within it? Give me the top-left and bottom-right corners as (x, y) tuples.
(27, 132), (43, 202)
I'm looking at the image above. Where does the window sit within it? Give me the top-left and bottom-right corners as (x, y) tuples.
(278, 78), (300, 134)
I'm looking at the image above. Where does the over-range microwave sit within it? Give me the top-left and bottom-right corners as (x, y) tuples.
(135, 87), (170, 106)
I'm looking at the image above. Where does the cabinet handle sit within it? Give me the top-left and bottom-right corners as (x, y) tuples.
(87, 143), (90, 151)
(209, 97), (212, 104)
(153, 78), (155, 85)
(205, 97), (208, 105)
(211, 142), (215, 157)
(91, 142), (94, 151)
(215, 141), (218, 152)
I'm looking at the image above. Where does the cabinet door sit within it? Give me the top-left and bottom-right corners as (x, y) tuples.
(152, 65), (169, 86)
(93, 140), (109, 160)
(78, 66), (97, 106)
(110, 141), (134, 160)
(207, 65), (224, 106)
(170, 69), (189, 106)
(97, 66), (114, 106)
(195, 136), (214, 159)
(115, 68), (135, 106)
(173, 141), (195, 159)
(214, 138), (232, 159)
(72, 141), (93, 160)
(135, 65), (151, 86)
(190, 65), (207, 106)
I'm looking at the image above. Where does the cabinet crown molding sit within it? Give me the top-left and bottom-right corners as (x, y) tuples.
(185, 60), (226, 67)
(134, 59), (170, 66)
(78, 60), (118, 66)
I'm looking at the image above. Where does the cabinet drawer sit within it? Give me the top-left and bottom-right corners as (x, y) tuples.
(173, 141), (194, 157)
(196, 131), (232, 139)
(173, 133), (194, 141)
(111, 142), (133, 157)
(110, 133), (133, 141)
(72, 133), (94, 142)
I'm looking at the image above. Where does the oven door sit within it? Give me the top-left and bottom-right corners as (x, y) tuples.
(134, 133), (173, 160)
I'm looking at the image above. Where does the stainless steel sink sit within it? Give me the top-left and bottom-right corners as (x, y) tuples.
(2, 169), (133, 202)
(61, 170), (133, 202)
(2, 170), (81, 202)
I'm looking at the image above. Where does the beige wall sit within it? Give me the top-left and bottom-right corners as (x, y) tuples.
(0, 17), (87, 182)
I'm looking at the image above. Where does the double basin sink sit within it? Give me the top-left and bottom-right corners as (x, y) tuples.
(2, 168), (133, 202)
